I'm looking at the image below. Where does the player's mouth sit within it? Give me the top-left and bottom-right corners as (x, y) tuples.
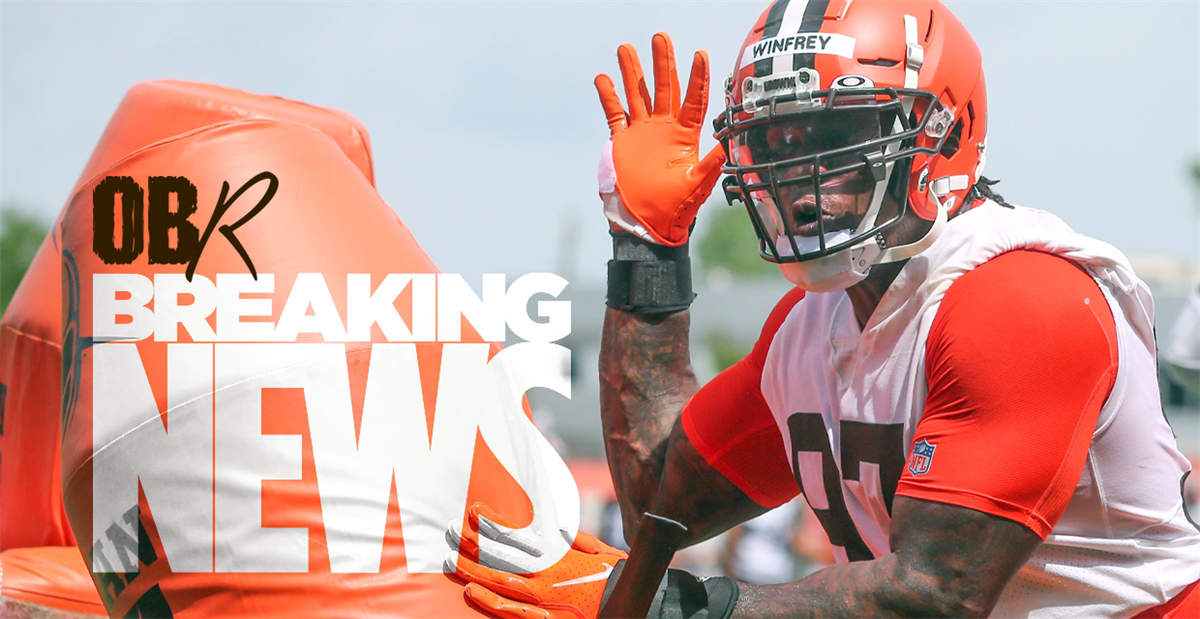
(788, 196), (852, 237)
(783, 175), (870, 236)
(788, 200), (824, 236)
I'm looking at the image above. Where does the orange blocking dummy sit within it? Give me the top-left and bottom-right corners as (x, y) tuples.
(0, 80), (376, 553)
(58, 115), (579, 617)
(4, 81), (578, 618)
(0, 547), (107, 617)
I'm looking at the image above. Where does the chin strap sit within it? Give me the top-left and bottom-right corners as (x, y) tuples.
(847, 188), (948, 273)
(846, 13), (930, 270)
(876, 196), (946, 264)
(852, 140), (900, 241)
(839, 17), (941, 273)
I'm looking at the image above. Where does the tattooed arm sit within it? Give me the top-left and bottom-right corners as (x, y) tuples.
(598, 308), (699, 540)
(600, 283), (810, 545)
(730, 497), (1041, 618)
(599, 308), (776, 545)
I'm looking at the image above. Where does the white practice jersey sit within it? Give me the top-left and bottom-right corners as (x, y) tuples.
(758, 201), (1200, 618)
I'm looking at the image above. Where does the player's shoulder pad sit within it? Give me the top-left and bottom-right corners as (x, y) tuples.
(932, 249), (1118, 366)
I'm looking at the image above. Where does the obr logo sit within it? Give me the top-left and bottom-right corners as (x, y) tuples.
(92, 171), (276, 281)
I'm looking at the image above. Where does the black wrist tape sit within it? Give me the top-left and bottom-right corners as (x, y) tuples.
(606, 232), (695, 314)
(600, 562), (739, 619)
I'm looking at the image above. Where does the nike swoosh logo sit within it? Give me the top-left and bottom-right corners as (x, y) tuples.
(552, 562), (613, 587)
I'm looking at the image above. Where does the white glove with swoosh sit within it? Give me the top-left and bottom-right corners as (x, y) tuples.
(446, 502), (627, 619)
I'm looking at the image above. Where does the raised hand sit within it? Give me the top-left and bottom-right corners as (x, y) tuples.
(596, 32), (726, 246)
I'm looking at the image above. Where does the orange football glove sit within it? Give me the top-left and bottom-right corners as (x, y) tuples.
(596, 32), (726, 247)
(446, 503), (627, 619)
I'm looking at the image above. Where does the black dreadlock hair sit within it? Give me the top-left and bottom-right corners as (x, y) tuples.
(966, 175), (1013, 209)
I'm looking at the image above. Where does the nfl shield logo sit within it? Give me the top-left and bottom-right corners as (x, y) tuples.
(908, 439), (936, 476)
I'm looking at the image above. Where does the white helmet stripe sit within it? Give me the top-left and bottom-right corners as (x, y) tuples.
(772, 0), (812, 75)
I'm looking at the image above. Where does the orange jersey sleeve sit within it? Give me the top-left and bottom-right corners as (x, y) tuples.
(896, 250), (1119, 539)
(681, 287), (806, 508)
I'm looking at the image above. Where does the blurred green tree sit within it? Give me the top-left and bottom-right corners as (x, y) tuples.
(1, 207), (50, 316)
(695, 199), (777, 372)
(696, 200), (776, 278)
(705, 328), (750, 373)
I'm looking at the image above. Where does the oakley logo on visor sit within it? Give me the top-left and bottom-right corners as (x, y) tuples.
(832, 75), (874, 89)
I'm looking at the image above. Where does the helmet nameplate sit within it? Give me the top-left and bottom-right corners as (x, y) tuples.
(738, 32), (857, 69)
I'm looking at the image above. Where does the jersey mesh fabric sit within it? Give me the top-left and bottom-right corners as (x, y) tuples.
(1134, 578), (1199, 618)
(681, 287), (805, 508)
(895, 250), (1118, 539)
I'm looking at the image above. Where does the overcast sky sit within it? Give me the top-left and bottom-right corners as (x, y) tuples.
(3, 1), (1197, 285)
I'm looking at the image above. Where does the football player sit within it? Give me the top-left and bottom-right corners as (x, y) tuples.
(449, 1), (1200, 617)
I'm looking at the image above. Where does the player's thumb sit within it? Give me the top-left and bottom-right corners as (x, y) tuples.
(690, 144), (726, 188)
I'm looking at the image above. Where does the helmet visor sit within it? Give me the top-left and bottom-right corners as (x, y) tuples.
(716, 85), (949, 263)
(729, 106), (890, 258)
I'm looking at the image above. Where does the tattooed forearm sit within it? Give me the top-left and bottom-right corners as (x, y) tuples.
(733, 554), (911, 619)
(599, 308), (698, 536)
(730, 497), (1041, 618)
(650, 419), (769, 545)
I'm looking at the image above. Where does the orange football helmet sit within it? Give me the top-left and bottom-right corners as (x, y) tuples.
(714, 0), (988, 269)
